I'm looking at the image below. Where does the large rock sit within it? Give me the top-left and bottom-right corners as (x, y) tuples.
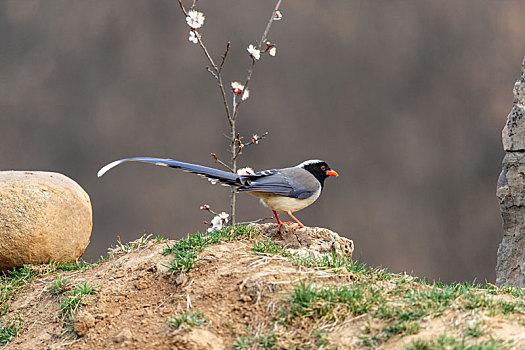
(0, 171), (92, 270)
(496, 57), (525, 286)
(252, 223), (354, 259)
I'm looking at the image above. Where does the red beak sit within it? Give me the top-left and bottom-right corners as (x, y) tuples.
(326, 169), (339, 177)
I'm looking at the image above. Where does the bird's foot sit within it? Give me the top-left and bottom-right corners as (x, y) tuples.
(291, 223), (305, 230)
(276, 222), (293, 232)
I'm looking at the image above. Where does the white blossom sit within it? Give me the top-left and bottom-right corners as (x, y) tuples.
(237, 167), (255, 176)
(186, 10), (205, 29)
(265, 42), (277, 57)
(231, 81), (250, 100)
(247, 44), (261, 60)
(188, 30), (201, 44)
(208, 212), (229, 232)
(274, 10), (283, 21)
(231, 81), (244, 95)
(242, 89), (250, 101)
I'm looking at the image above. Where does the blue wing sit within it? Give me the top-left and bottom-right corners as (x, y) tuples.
(238, 171), (317, 199)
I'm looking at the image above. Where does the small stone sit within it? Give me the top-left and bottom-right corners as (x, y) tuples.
(0, 171), (92, 270)
(134, 280), (150, 290)
(174, 329), (225, 350)
(74, 311), (96, 337)
(175, 272), (188, 286)
(113, 328), (132, 343)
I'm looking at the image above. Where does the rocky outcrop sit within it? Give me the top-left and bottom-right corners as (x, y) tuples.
(252, 223), (354, 259)
(0, 171), (92, 270)
(496, 57), (525, 286)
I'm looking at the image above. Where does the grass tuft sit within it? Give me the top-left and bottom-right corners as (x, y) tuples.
(167, 311), (207, 331)
(406, 334), (512, 350)
(0, 315), (26, 345)
(163, 225), (257, 272)
(233, 329), (277, 350)
(108, 233), (165, 256)
(51, 276), (98, 334)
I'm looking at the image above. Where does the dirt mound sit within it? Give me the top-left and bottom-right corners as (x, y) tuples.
(3, 225), (525, 349)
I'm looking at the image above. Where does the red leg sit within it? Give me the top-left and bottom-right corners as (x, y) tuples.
(287, 211), (305, 229)
(273, 210), (292, 231)
(273, 210), (283, 231)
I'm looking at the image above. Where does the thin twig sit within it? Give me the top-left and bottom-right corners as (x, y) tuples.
(211, 153), (233, 172)
(258, 0), (283, 50)
(232, 0), (283, 121)
(177, 1), (217, 70)
(219, 42), (231, 74)
(233, 131), (269, 160)
(205, 66), (218, 79)
(177, 0), (232, 125)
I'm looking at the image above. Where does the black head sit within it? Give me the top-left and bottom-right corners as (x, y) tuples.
(298, 160), (339, 188)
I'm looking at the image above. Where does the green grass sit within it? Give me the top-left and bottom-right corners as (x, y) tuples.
(233, 329), (277, 350)
(253, 238), (285, 255)
(49, 274), (71, 295)
(51, 276), (98, 334)
(465, 323), (485, 338)
(245, 226), (525, 348)
(163, 225), (257, 272)
(0, 261), (99, 317)
(0, 256), (108, 345)
(284, 280), (374, 321)
(0, 314), (26, 345)
(406, 334), (511, 350)
(0, 265), (41, 316)
(281, 277), (525, 347)
(167, 311), (207, 331)
(245, 230), (525, 347)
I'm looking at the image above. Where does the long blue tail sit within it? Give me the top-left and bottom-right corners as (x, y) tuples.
(97, 157), (240, 186)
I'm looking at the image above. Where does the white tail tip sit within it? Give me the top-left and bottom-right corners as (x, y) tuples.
(97, 159), (127, 178)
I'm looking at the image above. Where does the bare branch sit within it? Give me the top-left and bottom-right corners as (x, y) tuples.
(177, 0), (218, 72)
(232, 0), (283, 121)
(202, 209), (221, 217)
(205, 66), (218, 79)
(258, 0), (283, 50)
(245, 131), (269, 147)
(218, 75), (233, 126)
(178, 0), (232, 125)
(219, 42), (231, 75)
(177, 0), (186, 13)
(211, 153), (233, 172)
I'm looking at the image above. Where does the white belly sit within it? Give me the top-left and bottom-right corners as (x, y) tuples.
(249, 188), (321, 213)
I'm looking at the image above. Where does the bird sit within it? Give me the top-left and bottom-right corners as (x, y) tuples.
(97, 157), (339, 230)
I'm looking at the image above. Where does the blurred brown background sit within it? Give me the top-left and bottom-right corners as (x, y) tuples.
(1, 0), (524, 283)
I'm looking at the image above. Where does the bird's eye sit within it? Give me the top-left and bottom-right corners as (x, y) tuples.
(321, 165), (326, 171)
